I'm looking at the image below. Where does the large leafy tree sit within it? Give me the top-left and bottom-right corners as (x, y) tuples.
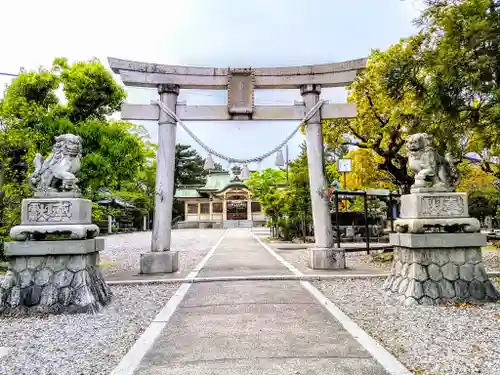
(323, 41), (426, 193)
(0, 57), (152, 254)
(342, 148), (396, 191)
(385, 0), (500, 175)
(325, 0), (500, 192)
(0, 58), (151, 196)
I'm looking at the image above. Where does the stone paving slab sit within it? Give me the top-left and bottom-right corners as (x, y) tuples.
(180, 280), (314, 306)
(197, 231), (291, 277)
(135, 358), (386, 375)
(130, 229), (390, 375)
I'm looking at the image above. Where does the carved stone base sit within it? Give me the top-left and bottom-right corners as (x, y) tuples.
(9, 197), (99, 240)
(307, 248), (346, 270)
(395, 217), (481, 234)
(10, 223), (99, 241)
(396, 192), (480, 233)
(140, 251), (179, 274)
(384, 234), (499, 306)
(5, 238), (104, 256)
(0, 250), (112, 315)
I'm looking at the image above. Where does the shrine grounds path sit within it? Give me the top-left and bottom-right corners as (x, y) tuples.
(111, 228), (409, 375)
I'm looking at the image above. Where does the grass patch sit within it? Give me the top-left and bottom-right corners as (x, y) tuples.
(263, 236), (280, 243)
(483, 245), (500, 251)
(98, 260), (115, 269)
(453, 300), (476, 309)
(0, 261), (8, 275)
(371, 252), (394, 263)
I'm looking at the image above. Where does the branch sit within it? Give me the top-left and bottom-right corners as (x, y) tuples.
(365, 91), (389, 126)
(341, 141), (370, 149)
(343, 121), (369, 144)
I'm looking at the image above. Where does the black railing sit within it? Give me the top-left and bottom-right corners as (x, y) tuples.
(330, 190), (400, 253)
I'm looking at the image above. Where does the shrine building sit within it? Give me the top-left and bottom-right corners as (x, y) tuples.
(174, 166), (265, 229)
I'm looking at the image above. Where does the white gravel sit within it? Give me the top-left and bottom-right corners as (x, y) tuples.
(0, 283), (180, 375)
(315, 277), (500, 375)
(100, 229), (226, 278)
(275, 247), (500, 274)
(484, 249), (500, 272)
(275, 247), (393, 273)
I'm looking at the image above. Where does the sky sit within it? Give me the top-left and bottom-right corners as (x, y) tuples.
(0, 0), (425, 170)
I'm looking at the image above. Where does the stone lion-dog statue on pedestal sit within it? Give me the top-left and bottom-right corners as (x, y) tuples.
(29, 134), (83, 194)
(406, 133), (460, 192)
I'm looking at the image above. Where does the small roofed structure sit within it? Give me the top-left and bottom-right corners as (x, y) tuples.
(174, 167), (264, 229)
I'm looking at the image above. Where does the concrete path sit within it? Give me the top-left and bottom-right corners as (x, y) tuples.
(120, 229), (397, 375)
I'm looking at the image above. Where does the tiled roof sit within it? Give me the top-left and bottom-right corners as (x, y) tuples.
(174, 171), (251, 198)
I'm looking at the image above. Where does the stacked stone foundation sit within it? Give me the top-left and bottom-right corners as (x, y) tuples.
(1, 195), (112, 315)
(384, 234), (499, 306)
(0, 241), (112, 315)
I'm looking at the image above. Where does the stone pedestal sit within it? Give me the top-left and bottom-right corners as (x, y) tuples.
(0, 238), (112, 315)
(395, 192), (480, 234)
(1, 194), (111, 315)
(384, 233), (499, 306)
(307, 248), (346, 270)
(140, 251), (179, 274)
(9, 197), (99, 240)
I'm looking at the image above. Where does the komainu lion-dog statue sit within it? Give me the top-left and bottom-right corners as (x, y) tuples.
(406, 133), (460, 192)
(29, 134), (83, 194)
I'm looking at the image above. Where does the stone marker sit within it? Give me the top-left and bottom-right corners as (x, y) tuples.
(0, 134), (112, 315)
(384, 133), (499, 306)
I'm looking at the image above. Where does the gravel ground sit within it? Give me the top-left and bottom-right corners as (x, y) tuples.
(315, 277), (500, 375)
(275, 247), (395, 273)
(100, 229), (226, 278)
(275, 247), (500, 274)
(484, 249), (500, 272)
(0, 283), (180, 375)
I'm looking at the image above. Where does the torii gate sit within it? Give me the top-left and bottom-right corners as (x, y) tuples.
(108, 57), (367, 274)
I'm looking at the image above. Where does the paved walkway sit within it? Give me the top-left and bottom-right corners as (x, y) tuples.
(119, 229), (399, 375)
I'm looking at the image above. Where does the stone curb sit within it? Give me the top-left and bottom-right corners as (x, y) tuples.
(105, 271), (500, 286)
(106, 274), (390, 285)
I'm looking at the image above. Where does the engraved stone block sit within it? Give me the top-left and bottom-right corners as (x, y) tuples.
(21, 198), (92, 225)
(400, 192), (467, 218)
(228, 68), (254, 118)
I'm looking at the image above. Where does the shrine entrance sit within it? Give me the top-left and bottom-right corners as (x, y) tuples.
(108, 56), (366, 271)
(226, 200), (248, 221)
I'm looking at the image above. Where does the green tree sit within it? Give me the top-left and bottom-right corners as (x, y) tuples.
(286, 147), (313, 241)
(385, 0), (500, 176)
(174, 144), (208, 187)
(323, 41), (427, 193)
(0, 58), (152, 254)
(245, 168), (287, 237)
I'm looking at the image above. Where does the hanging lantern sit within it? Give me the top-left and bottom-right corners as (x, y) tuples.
(275, 149), (285, 167)
(241, 164), (250, 180)
(204, 154), (215, 170)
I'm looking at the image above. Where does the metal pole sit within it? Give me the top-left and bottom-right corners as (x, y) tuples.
(343, 172), (347, 190)
(389, 193), (394, 232)
(285, 144), (289, 184)
(364, 192), (370, 254)
(335, 191), (341, 248)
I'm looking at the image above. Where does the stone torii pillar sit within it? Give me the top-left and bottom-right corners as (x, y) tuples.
(141, 84), (180, 274)
(301, 84), (344, 269)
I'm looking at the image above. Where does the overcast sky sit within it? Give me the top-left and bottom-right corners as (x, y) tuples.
(0, 0), (424, 170)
